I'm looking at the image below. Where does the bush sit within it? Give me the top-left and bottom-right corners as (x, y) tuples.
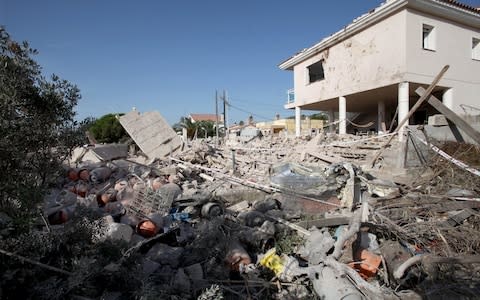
(0, 27), (87, 216)
(88, 113), (129, 144)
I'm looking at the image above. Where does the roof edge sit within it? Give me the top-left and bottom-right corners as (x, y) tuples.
(278, 0), (408, 70)
(279, 0), (480, 70)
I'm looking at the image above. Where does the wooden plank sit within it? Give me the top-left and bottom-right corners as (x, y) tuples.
(370, 65), (450, 167)
(416, 87), (480, 144)
(295, 216), (351, 229)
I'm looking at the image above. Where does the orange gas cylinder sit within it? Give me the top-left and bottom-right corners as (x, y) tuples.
(136, 220), (159, 238)
(349, 249), (382, 279)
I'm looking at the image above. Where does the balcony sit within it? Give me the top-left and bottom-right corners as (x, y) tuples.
(286, 88), (294, 104)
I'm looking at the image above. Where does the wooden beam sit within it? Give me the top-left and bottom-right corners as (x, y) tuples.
(295, 216), (351, 229)
(370, 65), (450, 167)
(416, 86), (480, 144)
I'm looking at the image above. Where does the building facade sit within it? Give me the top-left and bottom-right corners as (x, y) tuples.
(279, 0), (480, 139)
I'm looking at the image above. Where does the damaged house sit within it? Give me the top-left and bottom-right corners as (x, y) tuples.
(280, 0), (480, 138)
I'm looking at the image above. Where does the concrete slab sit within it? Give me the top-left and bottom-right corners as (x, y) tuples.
(119, 111), (182, 159)
(92, 144), (128, 161)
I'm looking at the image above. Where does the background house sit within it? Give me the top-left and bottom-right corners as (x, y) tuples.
(188, 113), (223, 123)
(256, 117), (325, 136)
(280, 0), (480, 139)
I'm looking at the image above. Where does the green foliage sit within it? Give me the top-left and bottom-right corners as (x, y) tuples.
(275, 231), (304, 254)
(196, 120), (215, 138)
(88, 113), (128, 143)
(0, 210), (142, 299)
(309, 112), (328, 120)
(0, 27), (86, 216)
(173, 117), (217, 139)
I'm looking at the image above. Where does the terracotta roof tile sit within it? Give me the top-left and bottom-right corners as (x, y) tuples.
(438, 0), (480, 14)
(189, 114), (220, 122)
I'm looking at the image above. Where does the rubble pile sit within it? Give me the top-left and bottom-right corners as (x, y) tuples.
(2, 130), (480, 299)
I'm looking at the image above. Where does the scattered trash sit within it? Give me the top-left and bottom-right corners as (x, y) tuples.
(4, 118), (479, 299)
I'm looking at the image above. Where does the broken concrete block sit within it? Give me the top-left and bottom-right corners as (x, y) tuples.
(142, 258), (161, 276)
(146, 243), (183, 268)
(428, 114), (448, 126)
(173, 268), (191, 294)
(297, 228), (335, 264)
(359, 176), (400, 198)
(130, 233), (145, 245)
(106, 222), (133, 242)
(0, 212), (12, 227)
(91, 144), (128, 161)
(309, 264), (365, 300)
(119, 111), (182, 159)
(184, 263), (204, 284)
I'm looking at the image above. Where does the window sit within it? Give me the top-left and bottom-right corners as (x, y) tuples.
(307, 60), (325, 83)
(473, 38), (480, 60)
(422, 24), (435, 51)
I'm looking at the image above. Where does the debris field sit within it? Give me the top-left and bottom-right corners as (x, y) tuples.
(2, 119), (476, 300)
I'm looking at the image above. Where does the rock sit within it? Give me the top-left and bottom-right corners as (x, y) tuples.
(146, 243), (183, 268)
(142, 258), (161, 276)
(184, 263), (204, 284)
(120, 214), (139, 227)
(105, 222), (133, 242)
(130, 233), (146, 245)
(0, 212), (12, 227)
(157, 183), (182, 205)
(173, 268), (191, 293)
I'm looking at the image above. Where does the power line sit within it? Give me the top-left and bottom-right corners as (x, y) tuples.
(227, 102), (274, 121)
(228, 97), (283, 109)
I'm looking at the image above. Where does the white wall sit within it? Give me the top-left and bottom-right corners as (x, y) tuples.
(293, 10), (407, 106)
(405, 9), (480, 114)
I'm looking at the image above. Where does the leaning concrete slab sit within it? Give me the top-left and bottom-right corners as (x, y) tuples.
(92, 144), (128, 161)
(119, 111), (182, 159)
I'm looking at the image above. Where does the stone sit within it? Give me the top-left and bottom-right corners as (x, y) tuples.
(105, 222), (133, 242)
(142, 258), (161, 276)
(0, 212), (12, 227)
(173, 268), (191, 294)
(146, 243), (183, 268)
(184, 263), (204, 284)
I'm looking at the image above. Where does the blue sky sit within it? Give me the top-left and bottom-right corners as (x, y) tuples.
(2, 0), (480, 125)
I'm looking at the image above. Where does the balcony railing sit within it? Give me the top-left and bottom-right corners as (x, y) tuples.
(287, 88), (294, 104)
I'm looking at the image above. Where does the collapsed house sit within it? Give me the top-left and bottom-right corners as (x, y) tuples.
(7, 102), (471, 299)
(2, 1), (480, 298)
(279, 0), (480, 139)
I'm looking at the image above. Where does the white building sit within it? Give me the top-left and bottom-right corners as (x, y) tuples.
(279, 0), (480, 138)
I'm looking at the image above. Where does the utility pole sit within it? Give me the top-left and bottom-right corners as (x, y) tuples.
(223, 90), (228, 140)
(215, 90), (219, 146)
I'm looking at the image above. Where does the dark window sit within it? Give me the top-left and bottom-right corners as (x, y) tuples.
(308, 60), (325, 83)
(473, 38), (480, 60)
(422, 24), (435, 51)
